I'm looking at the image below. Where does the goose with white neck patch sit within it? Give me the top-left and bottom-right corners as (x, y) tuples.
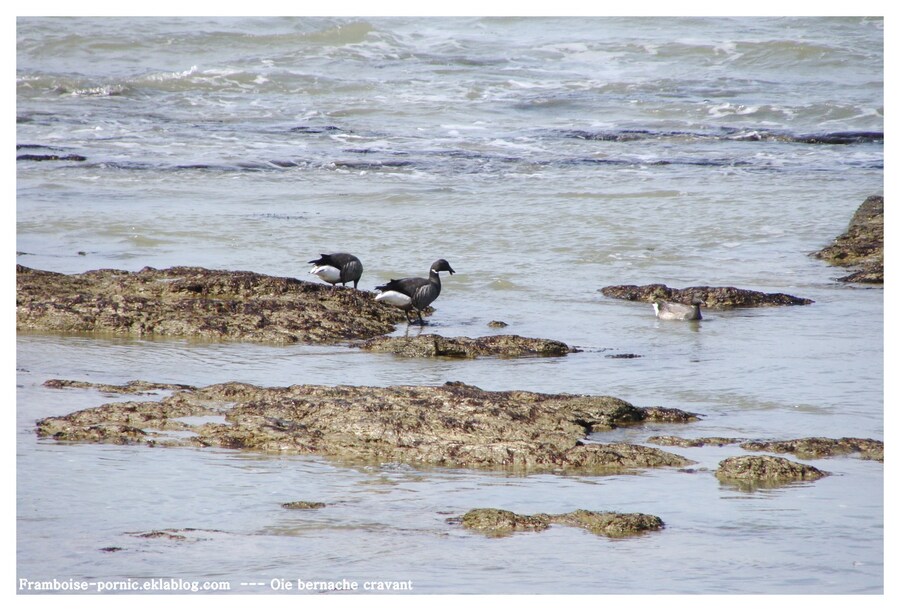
(308, 253), (363, 289)
(375, 259), (456, 325)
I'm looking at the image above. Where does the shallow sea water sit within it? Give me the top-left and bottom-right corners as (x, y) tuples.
(16, 16), (884, 596)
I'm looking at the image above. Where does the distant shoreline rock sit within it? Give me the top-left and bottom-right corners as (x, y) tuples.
(600, 284), (813, 308)
(813, 195), (884, 284)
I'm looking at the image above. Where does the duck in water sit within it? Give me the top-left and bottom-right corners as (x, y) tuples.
(653, 297), (703, 321)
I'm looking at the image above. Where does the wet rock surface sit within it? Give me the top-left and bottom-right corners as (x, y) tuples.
(448, 508), (664, 538)
(36, 379), (698, 474)
(813, 195), (884, 283)
(740, 437), (883, 462)
(126, 528), (224, 542)
(16, 264), (406, 344)
(281, 501), (327, 510)
(42, 378), (195, 395)
(648, 435), (744, 448)
(715, 455), (828, 486)
(600, 284), (813, 307)
(359, 334), (577, 358)
(649, 435), (883, 462)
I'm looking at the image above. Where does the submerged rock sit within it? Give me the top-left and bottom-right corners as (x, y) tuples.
(600, 284), (813, 308)
(813, 195), (884, 283)
(551, 509), (664, 537)
(281, 501), (327, 510)
(648, 435), (744, 448)
(359, 334), (576, 358)
(17, 153), (87, 162)
(739, 437), (883, 462)
(43, 379), (195, 395)
(450, 508), (551, 536)
(126, 528), (223, 542)
(16, 265), (406, 344)
(715, 455), (828, 487)
(449, 508), (664, 538)
(36, 379), (698, 474)
(649, 435), (883, 462)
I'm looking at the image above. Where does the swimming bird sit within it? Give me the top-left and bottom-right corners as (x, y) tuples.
(653, 297), (703, 321)
(308, 253), (363, 289)
(375, 259), (456, 325)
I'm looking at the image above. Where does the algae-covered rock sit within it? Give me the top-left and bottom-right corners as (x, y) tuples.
(449, 508), (664, 538)
(600, 284), (812, 308)
(739, 437), (883, 462)
(37, 422), (151, 445)
(647, 435), (744, 448)
(550, 509), (664, 537)
(649, 435), (883, 462)
(359, 334), (576, 358)
(813, 195), (884, 283)
(43, 379), (195, 395)
(36, 379), (698, 474)
(450, 508), (552, 536)
(281, 501), (326, 510)
(16, 264), (406, 344)
(716, 455), (827, 487)
(126, 528), (224, 542)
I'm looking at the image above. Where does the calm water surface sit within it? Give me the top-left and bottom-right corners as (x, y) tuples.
(16, 17), (883, 595)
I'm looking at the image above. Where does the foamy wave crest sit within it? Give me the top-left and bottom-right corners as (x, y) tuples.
(145, 66), (199, 82)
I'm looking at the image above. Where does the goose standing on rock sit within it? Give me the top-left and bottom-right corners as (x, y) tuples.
(375, 259), (456, 325)
(653, 297), (703, 321)
(308, 253), (363, 289)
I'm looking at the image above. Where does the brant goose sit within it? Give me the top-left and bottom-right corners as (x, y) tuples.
(653, 297), (703, 321)
(375, 259), (456, 325)
(308, 253), (363, 289)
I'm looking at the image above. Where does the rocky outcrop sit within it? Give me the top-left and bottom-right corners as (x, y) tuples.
(716, 455), (828, 487)
(739, 437), (883, 462)
(447, 508), (664, 537)
(42, 379), (195, 395)
(36, 379), (697, 474)
(599, 284), (813, 307)
(649, 435), (883, 462)
(281, 501), (326, 510)
(16, 264), (405, 344)
(813, 195), (884, 283)
(359, 334), (576, 358)
(647, 435), (744, 448)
